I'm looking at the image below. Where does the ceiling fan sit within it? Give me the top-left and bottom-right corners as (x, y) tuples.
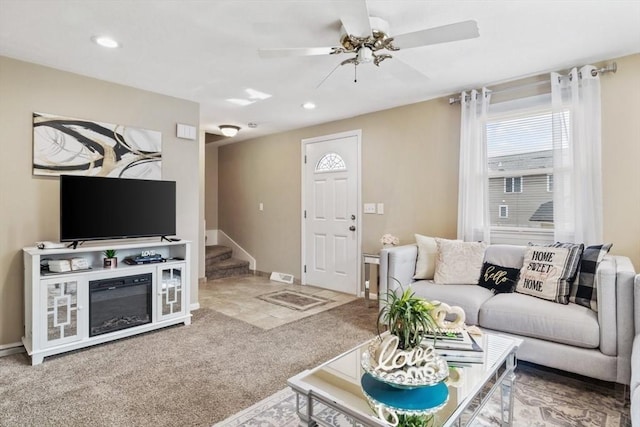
(258, 1), (480, 83)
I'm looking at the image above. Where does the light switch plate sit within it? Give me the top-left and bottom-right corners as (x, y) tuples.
(176, 123), (196, 140)
(364, 203), (376, 214)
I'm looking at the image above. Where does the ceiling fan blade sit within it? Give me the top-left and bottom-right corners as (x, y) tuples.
(335, 0), (372, 37)
(384, 57), (430, 84)
(392, 20), (479, 49)
(258, 47), (338, 58)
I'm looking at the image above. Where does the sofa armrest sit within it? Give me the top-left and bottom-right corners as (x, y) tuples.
(614, 255), (636, 384)
(379, 244), (418, 307)
(635, 274), (640, 335)
(599, 255), (635, 384)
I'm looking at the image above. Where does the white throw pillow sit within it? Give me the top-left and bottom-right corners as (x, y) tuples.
(434, 239), (487, 284)
(413, 234), (439, 280)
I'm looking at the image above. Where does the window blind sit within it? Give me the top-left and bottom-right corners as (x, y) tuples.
(486, 109), (557, 233)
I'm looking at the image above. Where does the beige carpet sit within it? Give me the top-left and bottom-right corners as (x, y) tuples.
(0, 299), (631, 426)
(0, 300), (379, 426)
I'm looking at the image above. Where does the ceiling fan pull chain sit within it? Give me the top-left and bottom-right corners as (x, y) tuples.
(354, 63), (358, 83)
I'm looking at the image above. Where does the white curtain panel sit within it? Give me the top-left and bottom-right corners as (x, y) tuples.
(457, 88), (492, 243)
(551, 65), (603, 245)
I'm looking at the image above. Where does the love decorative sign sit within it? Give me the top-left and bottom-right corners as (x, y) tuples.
(374, 335), (442, 382)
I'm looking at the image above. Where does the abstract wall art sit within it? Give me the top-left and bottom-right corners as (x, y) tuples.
(33, 113), (162, 179)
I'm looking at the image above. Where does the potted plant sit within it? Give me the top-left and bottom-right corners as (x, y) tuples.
(103, 249), (118, 268)
(364, 282), (449, 424)
(377, 283), (440, 350)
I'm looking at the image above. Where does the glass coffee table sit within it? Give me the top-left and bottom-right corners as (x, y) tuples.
(288, 333), (522, 426)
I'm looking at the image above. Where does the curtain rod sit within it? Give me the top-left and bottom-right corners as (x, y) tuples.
(448, 62), (617, 105)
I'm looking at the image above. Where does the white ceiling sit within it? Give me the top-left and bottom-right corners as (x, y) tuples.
(1, 0), (639, 144)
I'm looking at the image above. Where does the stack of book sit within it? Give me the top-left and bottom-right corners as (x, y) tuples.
(427, 330), (485, 364)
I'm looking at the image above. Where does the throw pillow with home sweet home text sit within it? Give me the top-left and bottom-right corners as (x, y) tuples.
(516, 246), (572, 304)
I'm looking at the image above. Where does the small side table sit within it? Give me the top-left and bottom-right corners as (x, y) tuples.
(362, 253), (380, 308)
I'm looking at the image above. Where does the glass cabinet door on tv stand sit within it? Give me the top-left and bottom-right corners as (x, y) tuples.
(157, 263), (186, 321)
(40, 277), (86, 348)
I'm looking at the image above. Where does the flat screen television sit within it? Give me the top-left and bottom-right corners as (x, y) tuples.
(60, 175), (176, 243)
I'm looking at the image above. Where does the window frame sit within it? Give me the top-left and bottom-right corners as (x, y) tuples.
(498, 205), (509, 219)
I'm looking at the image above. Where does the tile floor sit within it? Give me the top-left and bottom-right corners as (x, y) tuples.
(199, 274), (360, 330)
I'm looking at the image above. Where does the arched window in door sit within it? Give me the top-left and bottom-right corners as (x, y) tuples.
(315, 152), (346, 173)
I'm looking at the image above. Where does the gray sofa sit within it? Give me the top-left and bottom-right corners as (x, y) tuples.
(379, 243), (636, 385)
(632, 274), (640, 425)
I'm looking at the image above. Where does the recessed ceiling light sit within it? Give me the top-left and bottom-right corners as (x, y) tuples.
(91, 36), (120, 48)
(226, 98), (256, 106)
(302, 102), (316, 110)
(245, 88), (272, 100)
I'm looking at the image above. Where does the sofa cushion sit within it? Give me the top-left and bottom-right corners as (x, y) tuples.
(434, 239), (487, 285)
(483, 244), (526, 269)
(570, 243), (612, 311)
(516, 246), (577, 304)
(479, 293), (600, 348)
(409, 280), (494, 325)
(413, 234), (439, 280)
(478, 262), (519, 294)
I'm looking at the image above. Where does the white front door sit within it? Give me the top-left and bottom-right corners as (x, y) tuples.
(303, 131), (360, 295)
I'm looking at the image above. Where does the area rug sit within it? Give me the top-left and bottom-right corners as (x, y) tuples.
(213, 363), (630, 427)
(258, 290), (332, 311)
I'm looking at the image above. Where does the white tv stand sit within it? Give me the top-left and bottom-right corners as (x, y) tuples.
(23, 239), (191, 365)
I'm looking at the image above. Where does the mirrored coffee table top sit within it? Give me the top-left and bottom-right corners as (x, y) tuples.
(288, 332), (521, 426)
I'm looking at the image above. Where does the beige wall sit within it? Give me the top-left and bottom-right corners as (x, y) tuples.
(600, 54), (640, 268)
(205, 143), (218, 232)
(0, 56), (202, 346)
(218, 53), (640, 279)
(219, 97), (461, 277)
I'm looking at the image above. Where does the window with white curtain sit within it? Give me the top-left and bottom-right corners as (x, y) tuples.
(486, 100), (569, 244)
(458, 66), (603, 245)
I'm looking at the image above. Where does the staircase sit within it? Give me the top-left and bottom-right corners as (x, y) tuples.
(205, 245), (250, 280)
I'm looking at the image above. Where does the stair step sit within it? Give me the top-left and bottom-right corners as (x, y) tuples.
(205, 245), (232, 264)
(206, 257), (250, 281)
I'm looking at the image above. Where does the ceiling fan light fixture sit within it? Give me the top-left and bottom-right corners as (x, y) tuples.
(219, 125), (240, 137)
(357, 46), (373, 63)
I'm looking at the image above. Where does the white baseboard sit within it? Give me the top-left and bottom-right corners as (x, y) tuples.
(190, 302), (200, 311)
(0, 342), (25, 357)
(216, 230), (257, 270)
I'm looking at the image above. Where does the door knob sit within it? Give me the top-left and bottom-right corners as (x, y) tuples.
(349, 226), (356, 231)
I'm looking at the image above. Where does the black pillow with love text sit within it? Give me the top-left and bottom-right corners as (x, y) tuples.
(477, 262), (520, 294)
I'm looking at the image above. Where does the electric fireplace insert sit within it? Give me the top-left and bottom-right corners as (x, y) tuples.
(89, 273), (152, 337)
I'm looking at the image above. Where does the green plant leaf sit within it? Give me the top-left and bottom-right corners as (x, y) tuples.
(378, 278), (439, 349)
